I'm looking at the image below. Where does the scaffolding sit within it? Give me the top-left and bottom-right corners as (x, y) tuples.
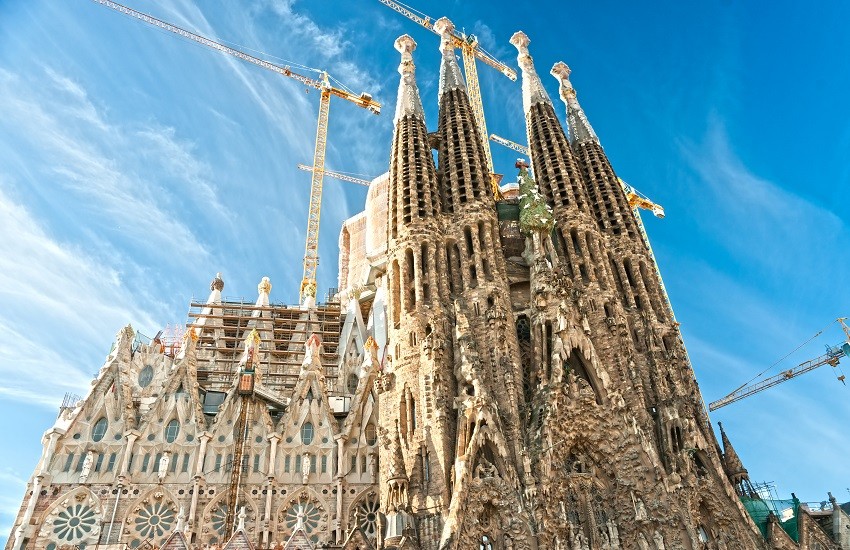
(185, 299), (342, 395)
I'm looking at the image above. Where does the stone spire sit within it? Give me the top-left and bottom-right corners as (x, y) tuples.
(510, 31), (553, 114)
(394, 35), (425, 124)
(552, 61), (598, 145)
(719, 422), (758, 499)
(434, 17), (466, 102)
(509, 30), (589, 212)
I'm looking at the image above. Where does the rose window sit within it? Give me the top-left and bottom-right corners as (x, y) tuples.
(133, 500), (176, 539)
(211, 504), (229, 537)
(52, 503), (97, 542)
(284, 501), (322, 543)
(355, 495), (380, 540)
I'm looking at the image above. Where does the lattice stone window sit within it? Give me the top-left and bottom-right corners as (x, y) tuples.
(365, 424), (377, 446)
(92, 417), (108, 442)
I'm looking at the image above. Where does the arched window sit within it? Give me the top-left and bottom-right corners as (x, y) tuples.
(92, 417), (108, 442)
(365, 424), (377, 446)
(164, 419), (179, 443)
(301, 422), (314, 445)
(347, 373), (359, 394)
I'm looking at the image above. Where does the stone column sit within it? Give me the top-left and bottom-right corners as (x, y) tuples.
(195, 432), (211, 476)
(120, 430), (140, 476)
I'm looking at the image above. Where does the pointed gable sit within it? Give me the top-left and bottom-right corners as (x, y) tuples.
(282, 526), (314, 550)
(160, 530), (191, 550)
(341, 526), (374, 550)
(223, 529), (256, 550)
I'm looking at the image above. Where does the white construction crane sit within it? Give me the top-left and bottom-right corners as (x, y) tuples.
(296, 164), (372, 187)
(90, 0), (381, 304)
(379, 0), (516, 199)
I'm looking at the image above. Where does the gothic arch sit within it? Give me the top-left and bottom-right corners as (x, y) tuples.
(348, 488), (381, 542)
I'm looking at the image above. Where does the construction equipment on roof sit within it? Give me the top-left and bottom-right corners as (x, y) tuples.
(709, 318), (849, 411)
(91, 0), (381, 304)
(296, 164), (372, 187)
(379, 0), (516, 200)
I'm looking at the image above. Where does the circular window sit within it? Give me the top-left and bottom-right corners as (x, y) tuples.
(92, 417), (108, 442)
(365, 424), (377, 446)
(52, 502), (97, 542)
(211, 504), (228, 536)
(164, 419), (180, 443)
(133, 500), (175, 539)
(301, 422), (314, 445)
(355, 495), (380, 540)
(138, 365), (154, 388)
(285, 501), (322, 543)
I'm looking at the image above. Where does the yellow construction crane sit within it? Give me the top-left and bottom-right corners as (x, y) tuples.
(90, 0), (381, 304)
(709, 318), (849, 411)
(379, 0), (516, 199)
(296, 164), (372, 187)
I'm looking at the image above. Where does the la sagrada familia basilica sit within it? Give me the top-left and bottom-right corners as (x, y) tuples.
(8, 14), (849, 550)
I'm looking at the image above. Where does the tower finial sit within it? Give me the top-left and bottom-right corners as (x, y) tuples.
(510, 31), (552, 114)
(718, 422), (758, 499)
(434, 17), (466, 102)
(393, 35), (425, 123)
(551, 61), (598, 144)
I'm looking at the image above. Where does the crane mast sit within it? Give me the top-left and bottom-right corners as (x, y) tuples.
(90, 0), (381, 304)
(378, 0), (516, 200)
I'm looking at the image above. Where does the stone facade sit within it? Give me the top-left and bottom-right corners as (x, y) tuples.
(6, 25), (848, 550)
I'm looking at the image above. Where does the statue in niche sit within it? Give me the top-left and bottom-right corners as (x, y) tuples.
(158, 452), (170, 481)
(551, 335), (565, 383)
(475, 458), (497, 479)
(79, 452), (94, 482)
(302, 452), (311, 484)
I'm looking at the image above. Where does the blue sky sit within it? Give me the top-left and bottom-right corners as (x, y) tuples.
(1, 0), (849, 542)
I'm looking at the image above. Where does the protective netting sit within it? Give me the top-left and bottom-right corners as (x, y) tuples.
(741, 496), (800, 542)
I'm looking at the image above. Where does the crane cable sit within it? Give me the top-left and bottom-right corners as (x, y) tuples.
(729, 319), (839, 394)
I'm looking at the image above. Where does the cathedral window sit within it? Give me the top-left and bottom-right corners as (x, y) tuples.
(181, 453), (190, 473)
(365, 424), (377, 446)
(480, 535), (493, 550)
(225, 453), (233, 472)
(295, 454), (303, 473)
(284, 455), (291, 473)
(350, 455), (357, 474)
(347, 373), (358, 394)
(361, 455), (367, 474)
(301, 422), (315, 445)
(697, 525), (709, 543)
(311, 454), (317, 473)
(132, 499), (175, 540)
(254, 454), (261, 472)
(91, 417), (108, 442)
(321, 454), (327, 473)
(75, 454), (86, 472)
(214, 454), (222, 472)
(355, 494), (380, 541)
(138, 365), (154, 388)
(153, 453), (162, 472)
(141, 453), (150, 473)
(670, 425), (684, 453)
(422, 449), (431, 482)
(107, 453), (116, 472)
(63, 453), (74, 472)
(94, 453), (104, 472)
(283, 501), (322, 543)
(51, 501), (97, 543)
(164, 419), (179, 443)
(169, 454), (178, 473)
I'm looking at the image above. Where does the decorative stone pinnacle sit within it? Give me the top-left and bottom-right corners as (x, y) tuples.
(258, 276), (272, 295)
(435, 17), (466, 101)
(394, 35), (417, 70)
(510, 31), (551, 113)
(551, 61), (598, 144)
(210, 272), (224, 292)
(393, 34), (425, 123)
